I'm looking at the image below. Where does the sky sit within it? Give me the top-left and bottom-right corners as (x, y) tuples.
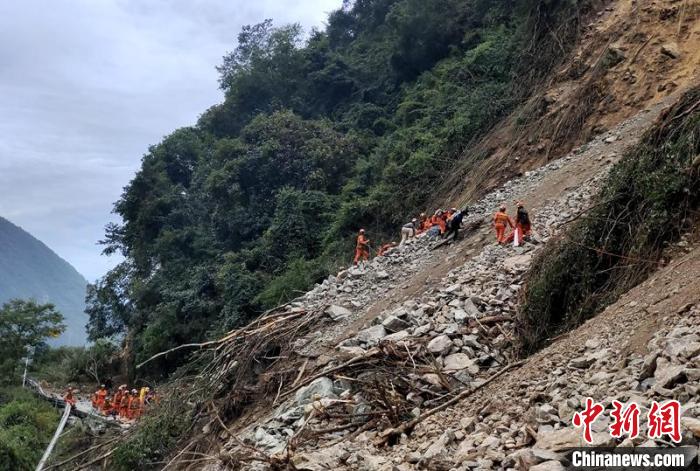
(0, 0), (341, 282)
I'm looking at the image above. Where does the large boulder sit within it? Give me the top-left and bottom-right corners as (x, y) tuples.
(325, 305), (352, 321)
(382, 315), (410, 333)
(356, 325), (387, 346)
(295, 377), (337, 405)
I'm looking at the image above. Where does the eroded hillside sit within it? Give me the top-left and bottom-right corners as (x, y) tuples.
(441, 0), (700, 207)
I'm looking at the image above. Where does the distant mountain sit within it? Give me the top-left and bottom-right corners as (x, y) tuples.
(0, 216), (87, 345)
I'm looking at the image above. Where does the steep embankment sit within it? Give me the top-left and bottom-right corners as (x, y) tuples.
(440, 0), (700, 207)
(0, 216), (87, 345)
(124, 87), (698, 471)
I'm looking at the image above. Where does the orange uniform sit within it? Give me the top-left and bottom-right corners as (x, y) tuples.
(96, 387), (107, 408)
(432, 214), (446, 234)
(119, 394), (130, 418)
(353, 232), (370, 265)
(493, 210), (513, 244)
(128, 395), (142, 420)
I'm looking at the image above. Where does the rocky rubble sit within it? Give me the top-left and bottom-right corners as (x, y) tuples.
(212, 104), (678, 470)
(229, 139), (618, 466)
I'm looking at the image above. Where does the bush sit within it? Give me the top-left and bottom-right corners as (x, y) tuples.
(0, 388), (59, 471)
(111, 390), (193, 470)
(517, 88), (700, 354)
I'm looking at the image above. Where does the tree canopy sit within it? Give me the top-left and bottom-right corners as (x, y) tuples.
(0, 300), (65, 385)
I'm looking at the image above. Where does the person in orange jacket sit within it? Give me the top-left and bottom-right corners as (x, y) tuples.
(119, 390), (130, 419)
(63, 387), (77, 406)
(432, 210), (447, 234)
(128, 389), (142, 420)
(417, 213), (431, 233)
(96, 384), (107, 409)
(353, 229), (370, 266)
(493, 205), (514, 244)
(100, 396), (113, 416)
(112, 386), (124, 416)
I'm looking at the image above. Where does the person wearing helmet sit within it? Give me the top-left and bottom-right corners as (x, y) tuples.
(400, 218), (418, 247)
(353, 229), (370, 266)
(493, 205), (513, 244)
(128, 389), (140, 420)
(119, 389), (130, 419)
(417, 212), (431, 233)
(96, 384), (108, 410)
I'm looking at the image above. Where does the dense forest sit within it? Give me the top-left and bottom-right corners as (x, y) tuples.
(88, 0), (588, 376)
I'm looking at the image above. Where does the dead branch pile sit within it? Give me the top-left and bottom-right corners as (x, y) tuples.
(195, 307), (325, 418)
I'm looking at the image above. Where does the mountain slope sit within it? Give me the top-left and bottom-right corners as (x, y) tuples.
(0, 216), (88, 345)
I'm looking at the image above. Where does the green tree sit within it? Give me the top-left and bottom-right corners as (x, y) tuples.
(0, 300), (64, 385)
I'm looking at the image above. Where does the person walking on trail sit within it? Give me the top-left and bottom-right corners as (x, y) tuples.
(400, 218), (418, 247)
(493, 205), (513, 244)
(506, 201), (532, 245)
(444, 207), (468, 240)
(353, 229), (370, 266)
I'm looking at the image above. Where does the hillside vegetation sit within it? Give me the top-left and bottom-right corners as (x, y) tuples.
(90, 0), (591, 376)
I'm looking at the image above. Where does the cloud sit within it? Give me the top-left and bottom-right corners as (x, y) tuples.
(0, 0), (341, 281)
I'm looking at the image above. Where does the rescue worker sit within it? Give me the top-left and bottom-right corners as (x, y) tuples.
(506, 201), (532, 245)
(493, 205), (514, 244)
(96, 384), (107, 409)
(377, 242), (397, 257)
(444, 207), (468, 240)
(418, 213), (431, 233)
(113, 385), (124, 414)
(432, 210), (447, 234)
(400, 218), (418, 247)
(100, 396), (112, 416)
(353, 229), (370, 266)
(63, 387), (77, 406)
(139, 386), (148, 403)
(128, 389), (141, 420)
(119, 390), (130, 419)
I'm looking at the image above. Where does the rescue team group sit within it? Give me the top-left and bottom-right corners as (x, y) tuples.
(354, 201), (532, 265)
(63, 384), (158, 422)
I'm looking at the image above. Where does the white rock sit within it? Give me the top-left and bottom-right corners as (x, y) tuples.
(325, 305), (351, 321)
(443, 353), (479, 374)
(428, 335), (453, 355)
